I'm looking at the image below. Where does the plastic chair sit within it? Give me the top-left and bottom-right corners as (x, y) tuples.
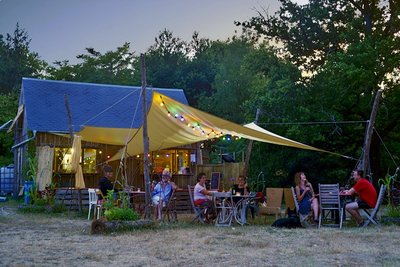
(362, 184), (386, 227)
(318, 183), (342, 228)
(94, 189), (105, 219)
(87, 188), (98, 220)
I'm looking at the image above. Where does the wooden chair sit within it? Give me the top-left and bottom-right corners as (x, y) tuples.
(362, 184), (386, 227)
(318, 183), (342, 228)
(258, 188), (283, 223)
(283, 188), (296, 215)
(162, 189), (178, 223)
(187, 185), (206, 224)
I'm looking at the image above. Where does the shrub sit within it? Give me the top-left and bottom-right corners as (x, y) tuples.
(385, 205), (400, 218)
(104, 207), (139, 221)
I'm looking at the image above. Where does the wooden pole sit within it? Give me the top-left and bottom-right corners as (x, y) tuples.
(358, 89), (383, 180)
(140, 54), (152, 220)
(64, 94), (74, 145)
(242, 108), (261, 177)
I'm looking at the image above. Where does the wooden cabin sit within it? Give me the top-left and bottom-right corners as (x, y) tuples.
(10, 78), (206, 194)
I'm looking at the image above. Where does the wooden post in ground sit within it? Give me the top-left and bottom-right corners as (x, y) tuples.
(140, 54), (152, 220)
(358, 89), (383, 180)
(242, 108), (261, 177)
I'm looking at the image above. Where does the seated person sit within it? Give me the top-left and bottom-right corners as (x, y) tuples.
(232, 175), (249, 195)
(341, 170), (377, 227)
(98, 165), (117, 201)
(194, 172), (216, 222)
(152, 172), (173, 221)
(294, 171), (319, 223)
(163, 170), (178, 190)
(232, 175), (257, 219)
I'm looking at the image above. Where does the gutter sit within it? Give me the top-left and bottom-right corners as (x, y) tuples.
(11, 130), (37, 150)
(0, 120), (12, 131)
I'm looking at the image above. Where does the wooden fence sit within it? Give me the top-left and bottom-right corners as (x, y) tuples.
(195, 162), (244, 191)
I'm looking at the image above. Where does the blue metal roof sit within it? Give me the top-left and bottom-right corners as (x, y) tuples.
(20, 78), (188, 133)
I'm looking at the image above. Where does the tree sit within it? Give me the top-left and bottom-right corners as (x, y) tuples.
(237, 0), (400, 182)
(48, 42), (139, 86)
(145, 29), (189, 89)
(0, 23), (47, 94)
(197, 37), (256, 123)
(0, 92), (18, 165)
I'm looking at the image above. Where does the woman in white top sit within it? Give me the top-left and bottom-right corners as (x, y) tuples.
(194, 172), (216, 222)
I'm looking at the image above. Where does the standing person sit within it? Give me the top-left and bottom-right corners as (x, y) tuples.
(194, 172), (216, 222)
(294, 172), (319, 223)
(341, 170), (377, 227)
(98, 165), (114, 201)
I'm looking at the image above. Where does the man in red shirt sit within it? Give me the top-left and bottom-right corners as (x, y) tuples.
(342, 170), (377, 226)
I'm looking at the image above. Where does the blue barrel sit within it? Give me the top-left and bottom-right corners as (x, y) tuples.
(24, 181), (34, 204)
(0, 164), (14, 195)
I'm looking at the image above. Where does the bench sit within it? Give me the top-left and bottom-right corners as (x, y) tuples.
(54, 188), (89, 211)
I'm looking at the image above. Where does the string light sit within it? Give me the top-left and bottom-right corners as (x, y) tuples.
(159, 94), (240, 141)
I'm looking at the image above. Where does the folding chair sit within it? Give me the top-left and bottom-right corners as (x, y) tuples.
(291, 187), (313, 228)
(258, 188), (283, 223)
(318, 183), (342, 228)
(362, 184), (386, 227)
(187, 185), (206, 224)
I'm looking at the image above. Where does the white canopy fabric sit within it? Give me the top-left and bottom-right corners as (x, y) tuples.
(77, 92), (340, 161)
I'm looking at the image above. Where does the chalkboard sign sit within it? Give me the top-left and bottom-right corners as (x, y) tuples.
(210, 172), (221, 190)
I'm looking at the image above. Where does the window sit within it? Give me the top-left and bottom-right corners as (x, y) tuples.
(54, 147), (97, 174)
(150, 149), (192, 174)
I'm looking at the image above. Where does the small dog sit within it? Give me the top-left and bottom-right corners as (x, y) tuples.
(271, 208), (302, 228)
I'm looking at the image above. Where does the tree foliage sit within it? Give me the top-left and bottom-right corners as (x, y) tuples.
(47, 42), (139, 85)
(236, 0), (400, 183)
(0, 23), (46, 94)
(2, 2), (400, 187)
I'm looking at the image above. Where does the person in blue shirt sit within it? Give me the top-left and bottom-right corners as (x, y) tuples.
(152, 171), (174, 221)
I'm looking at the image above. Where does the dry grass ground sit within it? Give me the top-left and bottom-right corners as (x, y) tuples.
(1, 203), (400, 267)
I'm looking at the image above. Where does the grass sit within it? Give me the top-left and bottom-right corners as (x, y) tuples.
(2, 201), (400, 266)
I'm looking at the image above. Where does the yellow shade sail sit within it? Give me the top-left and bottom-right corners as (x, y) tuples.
(77, 92), (336, 161)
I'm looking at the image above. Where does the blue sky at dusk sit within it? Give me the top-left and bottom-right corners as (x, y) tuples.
(0, 0), (308, 64)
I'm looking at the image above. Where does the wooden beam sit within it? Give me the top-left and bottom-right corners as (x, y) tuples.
(242, 108), (261, 177)
(358, 89), (383, 180)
